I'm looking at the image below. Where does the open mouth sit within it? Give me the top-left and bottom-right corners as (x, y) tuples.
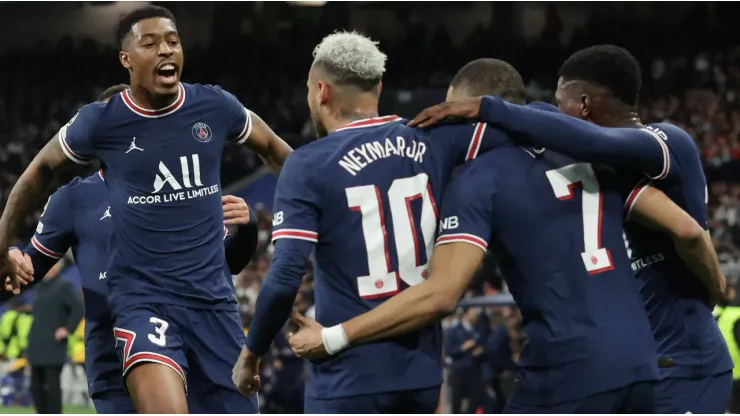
(156, 63), (179, 85)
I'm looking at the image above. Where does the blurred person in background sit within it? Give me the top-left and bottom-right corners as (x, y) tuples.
(444, 307), (486, 414)
(0, 297), (32, 361)
(26, 259), (83, 414)
(715, 282), (740, 413)
(483, 306), (519, 413)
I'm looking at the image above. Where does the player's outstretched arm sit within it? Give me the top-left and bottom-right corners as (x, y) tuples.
(476, 96), (669, 177)
(2, 184), (75, 298)
(347, 242), (484, 343)
(242, 111), (293, 174)
(410, 96), (668, 178)
(289, 242), (484, 359)
(0, 138), (80, 291)
(218, 87), (293, 174)
(630, 186), (725, 303)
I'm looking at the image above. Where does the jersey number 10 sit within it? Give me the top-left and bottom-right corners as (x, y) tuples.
(346, 173), (438, 299)
(546, 163), (614, 274)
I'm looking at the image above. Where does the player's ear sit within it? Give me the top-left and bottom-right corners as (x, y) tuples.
(317, 81), (330, 105)
(119, 51), (132, 70)
(376, 80), (383, 97)
(580, 94), (590, 119)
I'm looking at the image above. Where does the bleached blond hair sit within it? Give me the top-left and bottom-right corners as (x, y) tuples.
(312, 30), (386, 88)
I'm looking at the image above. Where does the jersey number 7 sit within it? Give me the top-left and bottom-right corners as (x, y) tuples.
(546, 163), (614, 274)
(346, 173), (438, 299)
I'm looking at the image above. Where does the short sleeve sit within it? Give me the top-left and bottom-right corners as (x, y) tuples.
(28, 186), (75, 260)
(271, 152), (321, 243)
(435, 162), (495, 253)
(216, 87), (253, 144)
(619, 174), (652, 221)
(58, 103), (102, 165)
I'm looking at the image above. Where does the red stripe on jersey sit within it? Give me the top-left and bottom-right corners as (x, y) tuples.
(624, 178), (651, 220)
(59, 133), (92, 164)
(121, 83), (185, 118)
(272, 229), (319, 242)
(31, 236), (63, 259)
(123, 352), (186, 385)
(335, 115), (402, 132)
(435, 233), (488, 251)
(466, 122), (486, 161)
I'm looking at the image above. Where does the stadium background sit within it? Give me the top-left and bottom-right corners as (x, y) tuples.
(0, 1), (739, 413)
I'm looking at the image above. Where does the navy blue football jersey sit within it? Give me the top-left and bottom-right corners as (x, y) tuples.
(622, 123), (732, 379)
(58, 83), (250, 314)
(24, 170), (237, 397)
(270, 116), (510, 399)
(27, 172), (118, 396)
(475, 97), (732, 380)
(437, 148), (658, 405)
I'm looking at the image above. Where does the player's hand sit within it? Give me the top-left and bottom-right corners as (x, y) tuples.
(54, 327), (69, 342)
(461, 339), (477, 351)
(472, 345), (484, 356)
(287, 311), (328, 360)
(232, 346), (261, 396)
(0, 249), (31, 295)
(408, 97), (484, 129)
(222, 195), (251, 226)
(9, 248), (34, 284)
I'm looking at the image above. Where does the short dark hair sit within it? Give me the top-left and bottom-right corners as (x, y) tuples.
(450, 58), (526, 104)
(559, 45), (642, 107)
(116, 5), (176, 47)
(98, 84), (129, 101)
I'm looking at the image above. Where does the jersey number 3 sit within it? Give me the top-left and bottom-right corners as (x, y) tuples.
(546, 163), (614, 274)
(346, 173), (438, 299)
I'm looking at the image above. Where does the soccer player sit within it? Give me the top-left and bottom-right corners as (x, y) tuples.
(287, 58), (680, 413)
(410, 47), (733, 413)
(0, 6), (292, 413)
(0, 85), (259, 414)
(232, 34), (518, 414)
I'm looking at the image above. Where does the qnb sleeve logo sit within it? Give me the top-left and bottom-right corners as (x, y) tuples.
(127, 154), (219, 205)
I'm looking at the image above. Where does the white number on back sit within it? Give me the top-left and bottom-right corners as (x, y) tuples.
(346, 173), (438, 298)
(546, 163), (613, 274)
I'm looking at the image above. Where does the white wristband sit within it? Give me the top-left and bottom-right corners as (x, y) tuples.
(321, 324), (349, 356)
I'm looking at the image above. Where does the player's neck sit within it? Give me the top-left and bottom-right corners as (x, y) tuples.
(326, 109), (379, 134)
(129, 85), (179, 110)
(596, 103), (643, 128)
(598, 113), (643, 129)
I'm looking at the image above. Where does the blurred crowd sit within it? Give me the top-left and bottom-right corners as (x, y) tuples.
(1, 1), (740, 412)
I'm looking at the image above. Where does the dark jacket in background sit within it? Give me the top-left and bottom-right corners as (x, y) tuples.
(27, 277), (84, 366)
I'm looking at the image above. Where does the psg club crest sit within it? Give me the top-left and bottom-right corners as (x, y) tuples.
(192, 122), (212, 143)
